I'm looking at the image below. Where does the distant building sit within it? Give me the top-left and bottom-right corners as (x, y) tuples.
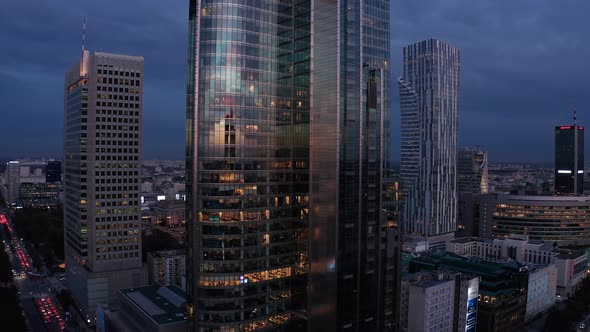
(146, 250), (186, 289)
(103, 284), (187, 332)
(399, 38), (460, 237)
(152, 200), (185, 227)
(409, 252), (529, 332)
(19, 182), (59, 208)
(46, 160), (62, 183)
(4, 161), (20, 204)
(64, 49), (146, 325)
(478, 194), (590, 246)
(456, 193), (483, 238)
(555, 123), (584, 195)
(458, 148), (489, 194)
(447, 236), (585, 298)
(19, 161), (46, 184)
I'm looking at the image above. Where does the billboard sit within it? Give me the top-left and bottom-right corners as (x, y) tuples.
(465, 279), (479, 332)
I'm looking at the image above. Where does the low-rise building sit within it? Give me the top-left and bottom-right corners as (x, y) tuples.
(447, 236), (587, 299)
(152, 200), (185, 227)
(409, 252), (528, 332)
(18, 182), (60, 208)
(102, 284), (187, 332)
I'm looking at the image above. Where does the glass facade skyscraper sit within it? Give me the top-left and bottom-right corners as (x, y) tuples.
(186, 1), (391, 331)
(555, 125), (584, 195)
(399, 39), (460, 236)
(457, 148), (488, 195)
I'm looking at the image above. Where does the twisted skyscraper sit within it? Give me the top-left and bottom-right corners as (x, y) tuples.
(399, 39), (460, 236)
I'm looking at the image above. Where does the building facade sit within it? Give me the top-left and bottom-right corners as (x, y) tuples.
(4, 161), (20, 204)
(64, 50), (146, 324)
(479, 194), (590, 246)
(19, 182), (60, 208)
(555, 124), (584, 195)
(525, 264), (556, 321)
(409, 252), (529, 332)
(458, 148), (488, 194)
(399, 38), (460, 236)
(186, 1), (391, 331)
(46, 160), (62, 183)
(147, 250), (186, 289)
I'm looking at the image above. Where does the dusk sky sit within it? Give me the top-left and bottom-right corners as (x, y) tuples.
(2, 1), (589, 163)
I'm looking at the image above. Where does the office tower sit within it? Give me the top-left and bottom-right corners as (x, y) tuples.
(458, 148), (488, 194)
(399, 38), (460, 236)
(46, 160), (62, 183)
(186, 1), (391, 331)
(555, 122), (584, 195)
(4, 161), (20, 204)
(64, 49), (146, 324)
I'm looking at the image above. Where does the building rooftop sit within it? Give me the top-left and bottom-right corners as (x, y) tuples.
(555, 250), (586, 260)
(120, 284), (187, 325)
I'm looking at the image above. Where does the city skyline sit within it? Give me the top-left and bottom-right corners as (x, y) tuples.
(3, 1), (590, 162)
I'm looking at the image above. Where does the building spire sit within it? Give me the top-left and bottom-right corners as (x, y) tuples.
(82, 17), (86, 55)
(574, 104), (577, 126)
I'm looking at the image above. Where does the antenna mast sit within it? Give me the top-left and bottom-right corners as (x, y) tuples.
(574, 104), (577, 126)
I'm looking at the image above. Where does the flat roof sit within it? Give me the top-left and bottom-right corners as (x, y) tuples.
(148, 249), (186, 259)
(120, 284), (187, 325)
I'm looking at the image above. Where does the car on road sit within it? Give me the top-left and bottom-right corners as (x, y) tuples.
(579, 323), (586, 330)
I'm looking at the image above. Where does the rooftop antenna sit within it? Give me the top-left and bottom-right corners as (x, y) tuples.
(82, 17), (86, 55)
(574, 104), (577, 126)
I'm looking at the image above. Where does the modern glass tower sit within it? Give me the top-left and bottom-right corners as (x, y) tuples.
(399, 38), (460, 236)
(186, 1), (391, 331)
(458, 148), (488, 194)
(64, 50), (146, 324)
(555, 123), (584, 195)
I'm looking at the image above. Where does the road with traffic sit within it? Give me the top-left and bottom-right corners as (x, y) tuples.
(1, 209), (69, 331)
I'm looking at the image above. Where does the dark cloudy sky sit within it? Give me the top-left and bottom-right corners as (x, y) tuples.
(1, 1), (589, 163)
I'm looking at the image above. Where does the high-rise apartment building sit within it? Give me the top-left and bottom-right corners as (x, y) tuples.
(399, 38), (460, 236)
(458, 148), (488, 194)
(4, 161), (20, 204)
(147, 249), (186, 289)
(186, 1), (391, 331)
(64, 50), (146, 324)
(555, 123), (584, 194)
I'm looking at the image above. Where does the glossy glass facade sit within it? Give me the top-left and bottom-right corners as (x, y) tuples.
(457, 148), (488, 194)
(399, 39), (459, 236)
(555, 125), (584, 195)
(186, 1), (391, 331)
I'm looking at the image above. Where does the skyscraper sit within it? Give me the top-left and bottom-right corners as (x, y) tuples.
(64, 50), (146, 324)
(186, 1), (391, 330)
(46, 160), (62, 183)
(4, 161), (20, 204)
(458, 148), (488, 194)
(555, 121), (584, 195)
(399, 38), (460, 236)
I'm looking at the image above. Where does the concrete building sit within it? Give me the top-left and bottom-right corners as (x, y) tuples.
(555, 250), (588, 297)
(447, 236), (585, 299)
(399, 38), (460, 237)
(525, 264), (556, 320)
(146, 250), (186, 289)
(102, 284), (187, 332)
(4, 161), (20, 204)
(64, 49), (146, 325)
(478, 194), (590, 246)
(19, 161), (46, 184)
(19, 182), (60, 208)
(409, 252), (529, 332)
(400, 270), (479, 332)
(186, 1), (392, 331)
(152, 200), (185, 227)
